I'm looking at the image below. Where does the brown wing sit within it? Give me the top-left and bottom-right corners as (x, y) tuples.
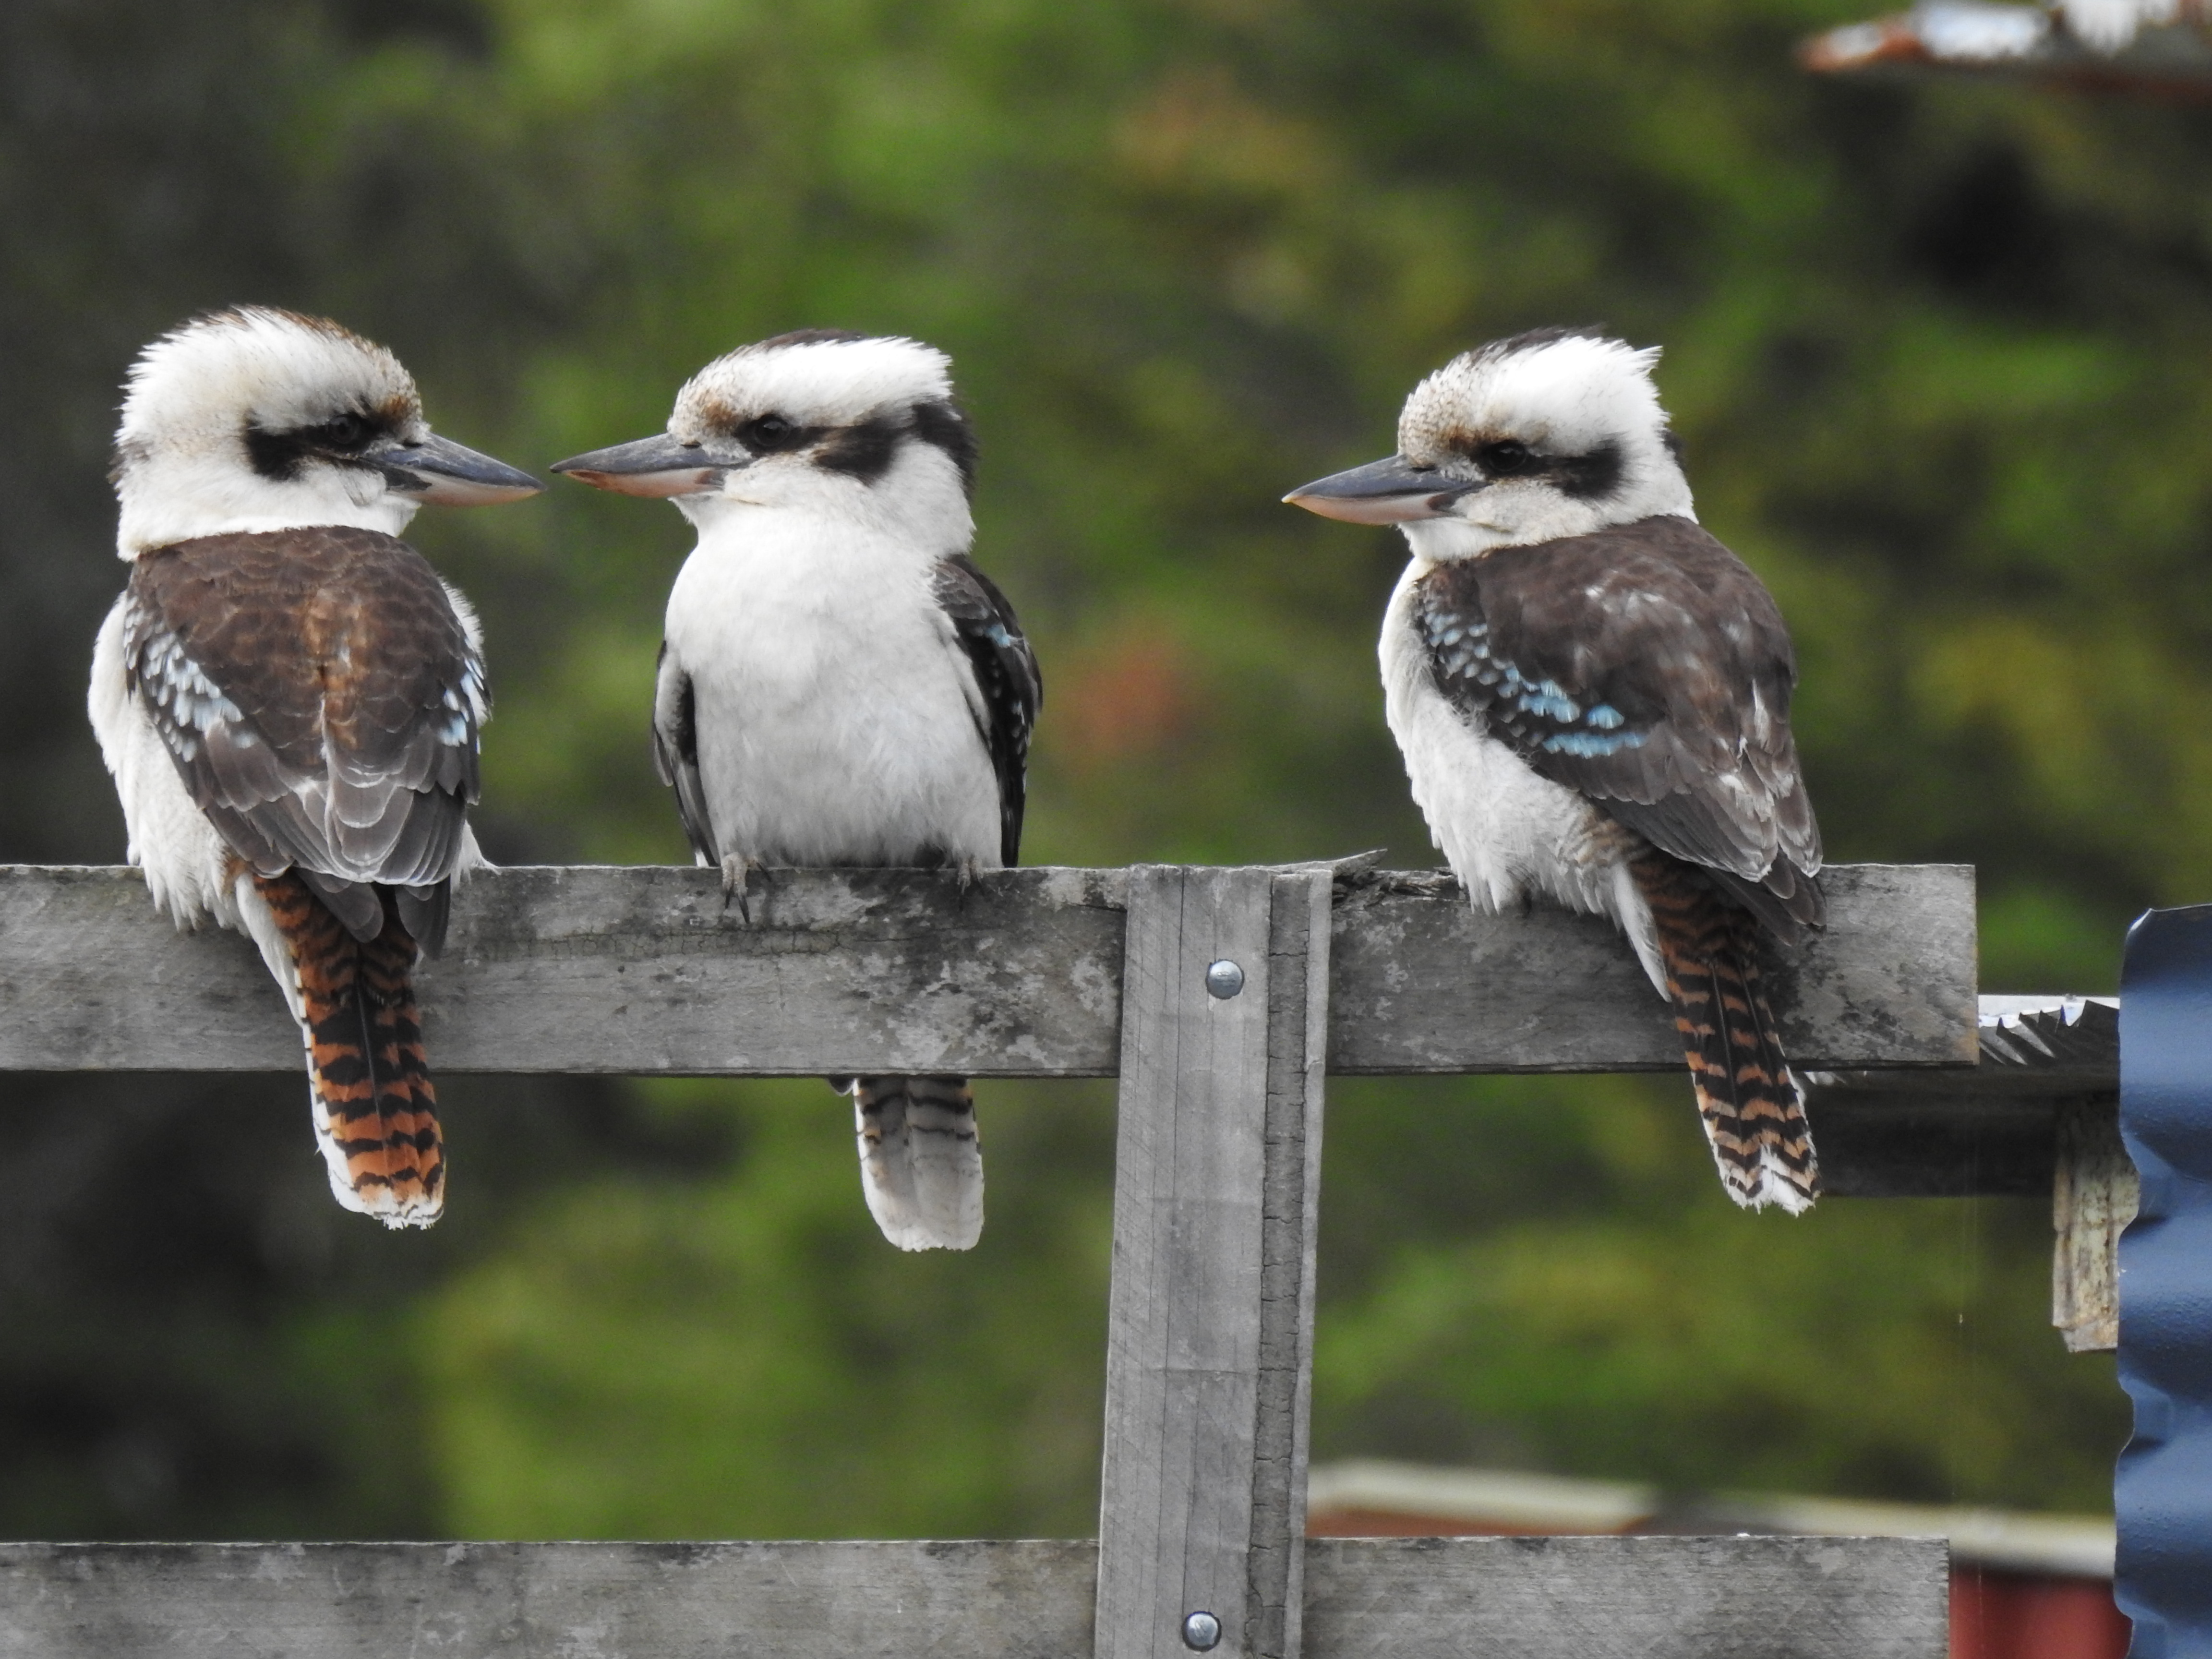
(124, 527), (484, 936)
(1419, 515), (1822, 938)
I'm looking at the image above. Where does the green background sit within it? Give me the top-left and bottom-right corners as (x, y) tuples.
(0, 0), (2180, 1538)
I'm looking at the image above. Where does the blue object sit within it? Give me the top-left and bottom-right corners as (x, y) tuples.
(2118, 905), (2212, 1657)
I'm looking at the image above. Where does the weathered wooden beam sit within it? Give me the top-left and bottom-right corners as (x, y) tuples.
(2053, 1096), (2135, 1354)
(0, 1537), (1947, 1659)
(1250, 872), (1331, 1659)
(1094, 866), (1331, 1659)
(1326, 862), (1975, 1076)
(1809, 997), (2118, 1198)
(0, 864), (1127, 1079)
(0, 1540), (1092, 1659)
(0, 863), (1972, 1078)
(1303, 1536), (1948, 1659)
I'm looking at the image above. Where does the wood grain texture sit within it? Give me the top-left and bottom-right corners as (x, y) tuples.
(0, 1537), (1945, 1659)
(2053, 1095), (2134, 1353)
(0, 1540), (1097, 1659)
(0, 864), (1971, 1077)
(1095, 866), (1281, 1659)
(1244, 871), (1331, 1659)
(0, 864), (1127, 1077)
(1301, 1536), (1949, 1659)
(1327, 863), (1976, 1074)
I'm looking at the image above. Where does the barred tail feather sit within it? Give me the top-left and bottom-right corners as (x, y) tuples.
(357, 909), (445, 1221)
(254, 873), (445, 1228)
(843, 1075), (983, 1250)
(1630, 855), (1819, 1214)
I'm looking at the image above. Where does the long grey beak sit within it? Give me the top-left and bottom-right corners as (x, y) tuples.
(1283, 455), (1477, 526)
(551, 433), (726, 499)
(382, 433), (542, 506)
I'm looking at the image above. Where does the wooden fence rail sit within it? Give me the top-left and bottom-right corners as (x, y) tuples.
(0, 1538), (1947, 1659)
(0, 861), (1978, 1659)
(0, 861), (1974, 1076)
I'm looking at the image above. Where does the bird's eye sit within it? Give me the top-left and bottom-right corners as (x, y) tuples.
(1479, 439), (1537, 476)
(744, 413), (802, 450)
(315, 412), (376, 453)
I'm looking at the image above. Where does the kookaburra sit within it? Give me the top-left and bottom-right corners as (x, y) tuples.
(88, 307), (540, 1227)
(1286, 329), (1824, 1212)
(553, 330), (1041, 1251)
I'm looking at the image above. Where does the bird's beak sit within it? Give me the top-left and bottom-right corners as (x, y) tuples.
(381, 434), (543, 506)
(550, 433), (726, 498)
(1282, 455), (1477, 525)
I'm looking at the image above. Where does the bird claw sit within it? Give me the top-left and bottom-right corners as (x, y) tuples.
(953, 856), (984, 911)
(721, 854), (759, 924)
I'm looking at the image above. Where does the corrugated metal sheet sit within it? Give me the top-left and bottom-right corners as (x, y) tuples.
(1801, 2), (2212, 92)
(2117, 906), (2212, 1656)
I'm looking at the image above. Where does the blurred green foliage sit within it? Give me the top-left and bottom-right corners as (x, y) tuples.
(9, 0), (2199, 1538)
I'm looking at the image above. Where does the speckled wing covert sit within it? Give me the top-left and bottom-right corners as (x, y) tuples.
(122, 526), (485, 948)
(1413, 514), (1822, 941)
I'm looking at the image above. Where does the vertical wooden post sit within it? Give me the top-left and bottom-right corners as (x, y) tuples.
(2053, 1094), (2135, 1354)
(1095, 866), (1333, 1659)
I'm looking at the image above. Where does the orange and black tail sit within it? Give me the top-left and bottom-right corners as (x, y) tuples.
(254, 872), (445, 1227)
(1630, 854), (1818, 1214)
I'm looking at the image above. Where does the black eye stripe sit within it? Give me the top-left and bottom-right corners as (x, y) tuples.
(718, 404), (973, 490)
(241, 409), (392, 481)
(814, 413), (902, 481)
(1445, 435), (1625, 501)
(1556, 439), (1624, 500)
(910, 399), (976, 496)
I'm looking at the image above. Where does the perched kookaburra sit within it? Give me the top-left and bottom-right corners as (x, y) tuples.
(1286, 329), (1824, 1212)
(88, 308), (540, 1227)
(553, 329), (1041, 1251)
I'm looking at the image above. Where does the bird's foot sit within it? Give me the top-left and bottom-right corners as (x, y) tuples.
(721, 854), (761, 924)
(952, 856), (986, 913)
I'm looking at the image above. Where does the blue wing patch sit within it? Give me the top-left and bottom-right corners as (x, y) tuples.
(1418, 586), (1648, 759)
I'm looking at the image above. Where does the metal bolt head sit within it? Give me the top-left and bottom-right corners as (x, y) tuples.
(1203, 959), (1244, 999)
(1182, 1610), (1222, 1651)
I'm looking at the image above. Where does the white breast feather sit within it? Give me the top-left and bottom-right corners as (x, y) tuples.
(664, 510), (1001, 868)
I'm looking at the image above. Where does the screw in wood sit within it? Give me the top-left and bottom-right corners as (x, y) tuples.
(1203, 960), (1244, 999)
(1181, 1610), (1222, 1650)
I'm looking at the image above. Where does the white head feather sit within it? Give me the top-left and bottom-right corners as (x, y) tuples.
(111, 308), (430, 557)
(1394, 330), (1695, 562)
(663, 332), (973, 545)
(673, 333), (954, 435)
